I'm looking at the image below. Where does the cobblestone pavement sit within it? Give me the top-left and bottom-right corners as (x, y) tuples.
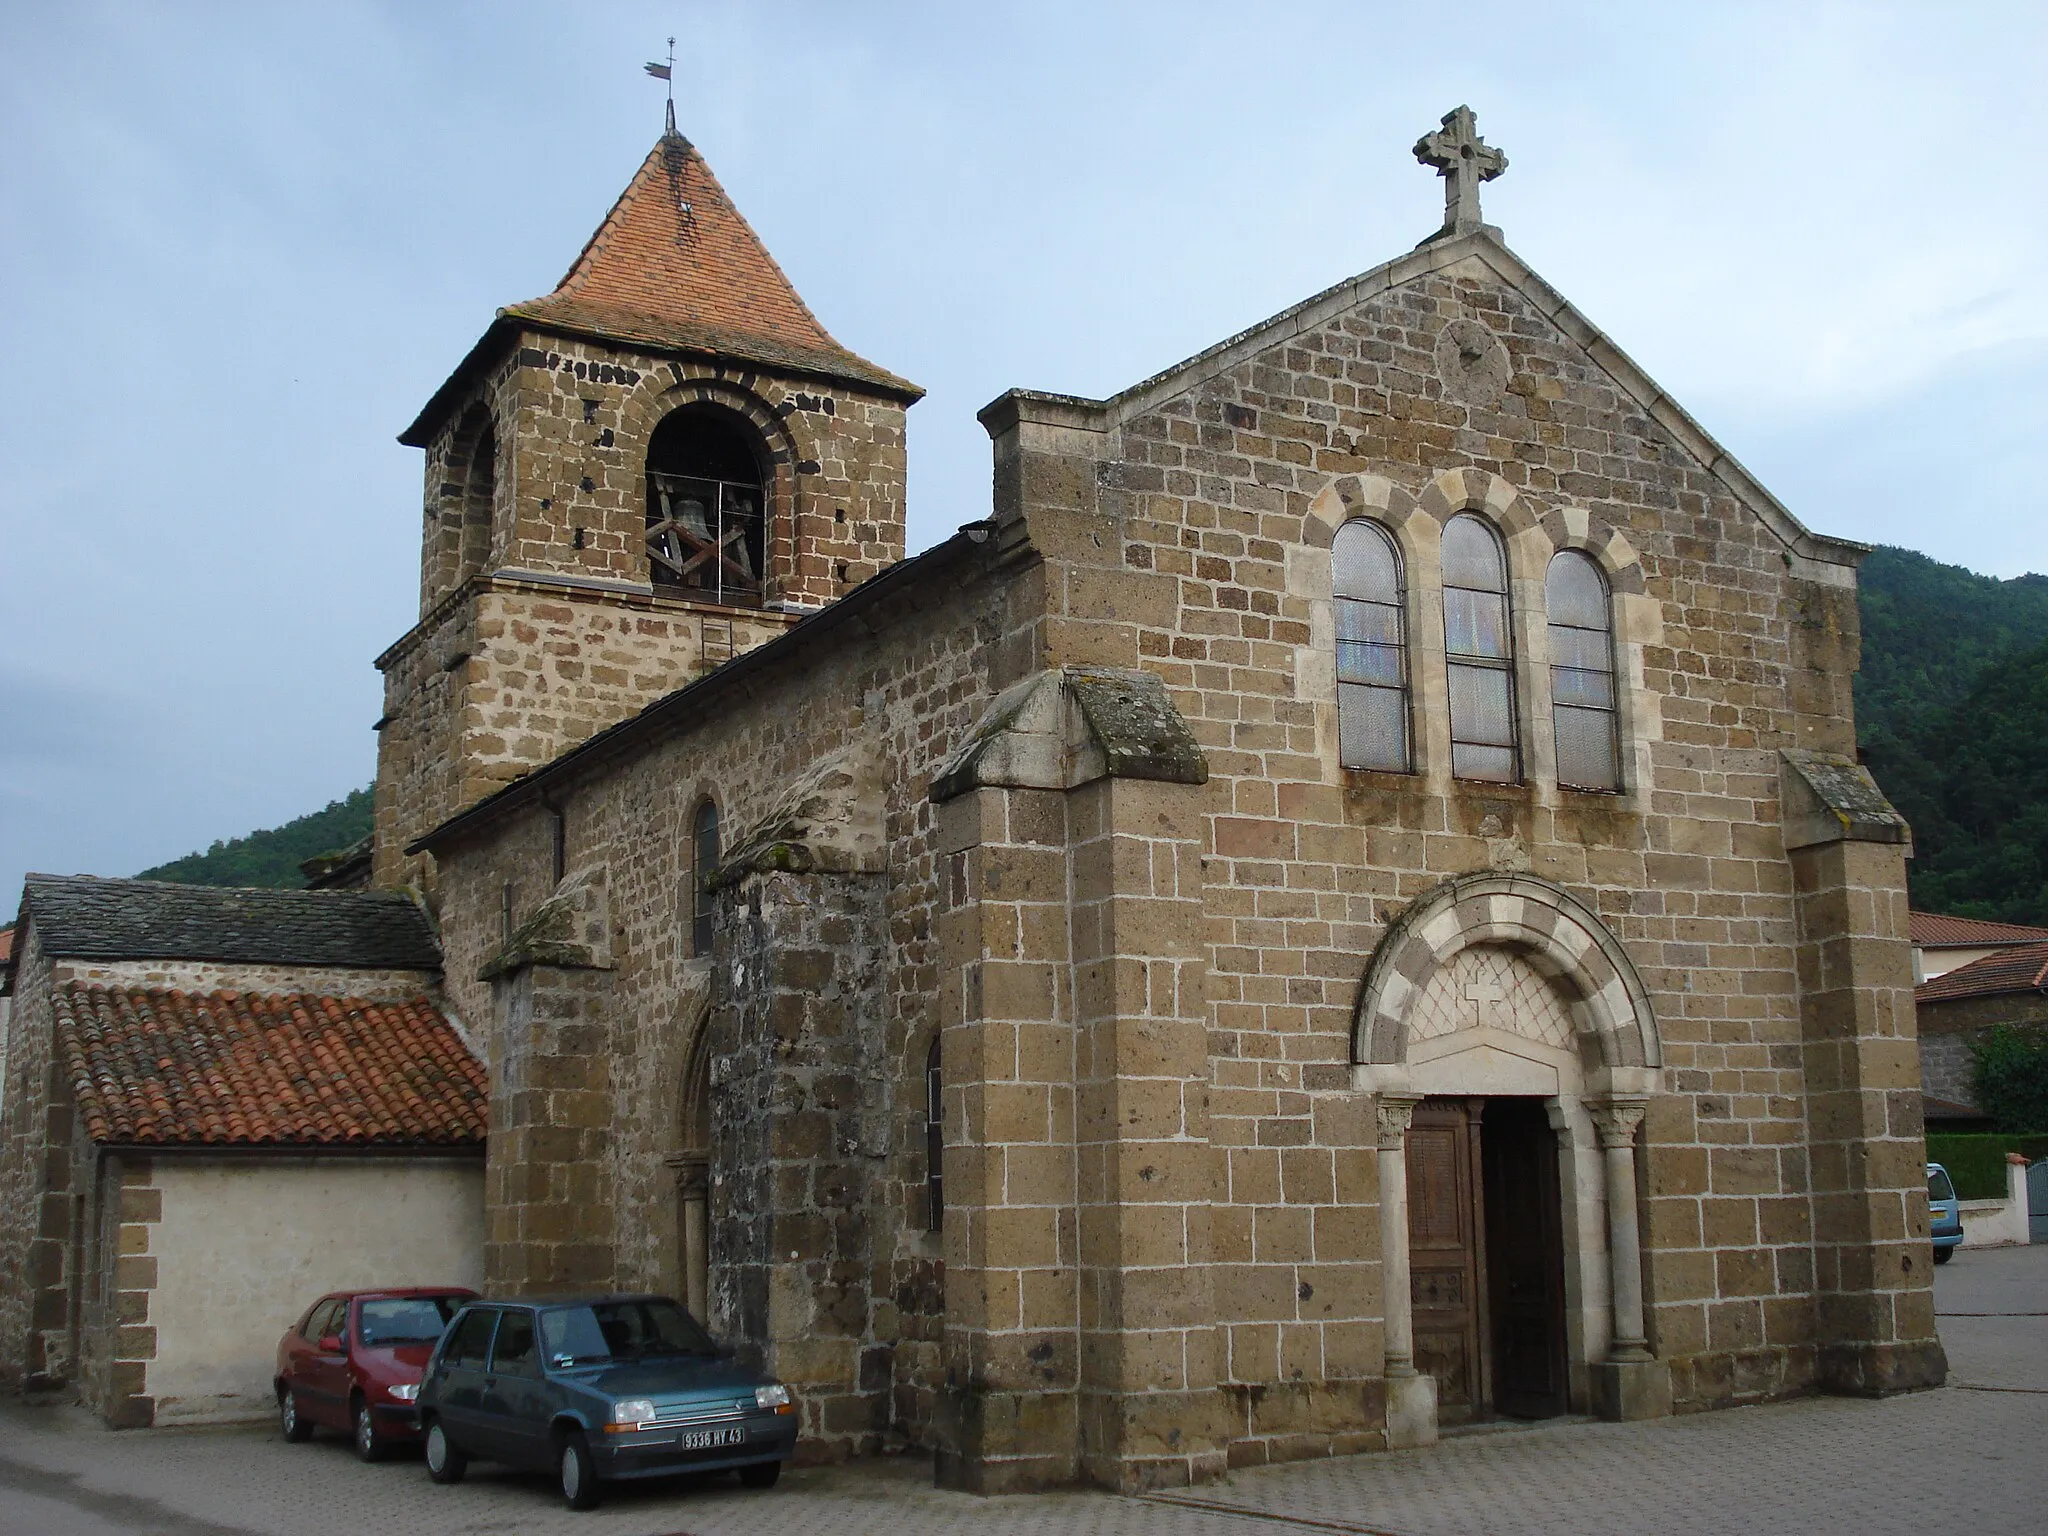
(4, 1245), (2042, 1536)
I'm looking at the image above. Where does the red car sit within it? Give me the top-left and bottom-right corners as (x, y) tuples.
(275, 1288), (476, 1460)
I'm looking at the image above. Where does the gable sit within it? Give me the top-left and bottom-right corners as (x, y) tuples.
(1100, 230), (1863, 583)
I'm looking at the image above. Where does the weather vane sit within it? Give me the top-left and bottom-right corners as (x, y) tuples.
(645, 38), (677, 136)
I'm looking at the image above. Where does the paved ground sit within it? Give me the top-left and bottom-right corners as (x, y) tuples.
(3, 1244), (2043, 1535)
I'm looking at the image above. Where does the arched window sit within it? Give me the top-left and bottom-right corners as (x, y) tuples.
(1334, 519), (1411, 772)
(925, 1037), (944, 1233)
(1442, 514), (1518, 782)
(1546, 551), (1620, 791)
(690, 799), (720, 958)
(459, 418), (495, 580)
(646, 410), (767, 606)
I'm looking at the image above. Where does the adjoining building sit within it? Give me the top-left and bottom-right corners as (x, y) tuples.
(5, 108), (1949, 1486)
(0, 877), (484, 1425)
(1914, 931), (2048, 1131)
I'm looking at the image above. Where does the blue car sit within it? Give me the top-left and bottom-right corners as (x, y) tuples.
(1928, 1162), (1963, 1264)
(417, 1295), (796, 1511)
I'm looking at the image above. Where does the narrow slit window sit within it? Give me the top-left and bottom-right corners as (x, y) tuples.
(1334, 519), (1411, 772)
(1442, 514), (1518, 782)
(690, 799), (719, 958)
(1546, 551), (1620, 791)
(925, 1037), (944, 1233)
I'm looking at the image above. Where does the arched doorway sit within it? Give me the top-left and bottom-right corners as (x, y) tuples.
(1353, 873), (1664, 1442)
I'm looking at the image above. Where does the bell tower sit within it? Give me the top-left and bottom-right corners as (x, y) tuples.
(371, 131), (921, 891)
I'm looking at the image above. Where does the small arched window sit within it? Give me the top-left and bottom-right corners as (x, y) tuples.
(1442, 514), (1518, 782)
(1546, 551), (1620, 791)
(459, 418), (496, 580)
(690, 799), (720, 958)
(925, 1037), (944, 1233)
(1334, 519), (1411, 772)
(646, 410), (767, 606)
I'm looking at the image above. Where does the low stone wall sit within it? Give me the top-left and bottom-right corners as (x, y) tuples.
(1959, 1157), (2034, 1250)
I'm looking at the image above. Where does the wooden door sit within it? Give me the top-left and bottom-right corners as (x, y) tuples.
(1406, 1099), (1486, 1423)
(1482, 1098), (1569, 1419)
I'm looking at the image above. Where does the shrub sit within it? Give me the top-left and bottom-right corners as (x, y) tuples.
(1969, 1025), (2048, 1133)
(1924, 1134), (2048, 1200)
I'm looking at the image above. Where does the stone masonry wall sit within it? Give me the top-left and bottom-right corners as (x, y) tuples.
(980, 233), (1926, 1443)
(1917, 991), (2048, 1109)
(429, 545), (1004, 1457)
(376, 332), (910, 890)
(374, 579), (795, 890)
(0, 928), (67, 1393)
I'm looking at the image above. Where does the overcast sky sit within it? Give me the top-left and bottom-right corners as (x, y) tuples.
(3, 1), (2044, 904)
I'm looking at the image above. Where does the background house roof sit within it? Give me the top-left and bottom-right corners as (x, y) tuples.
(18, 876), (441, 971)
(1909, 911), (2048, 948)
(1914, 941), (2048, 1004)
(56, 983), (485, 1149)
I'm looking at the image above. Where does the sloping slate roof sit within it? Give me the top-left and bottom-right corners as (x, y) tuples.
(1915, 942), (2048, 1004)
(20, 876), (441, 970)
(1910, 911), (2048, 948)
(56, 984), (485, 1148)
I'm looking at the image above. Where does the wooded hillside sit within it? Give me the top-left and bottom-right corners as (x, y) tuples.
(136, 787), (373, 890)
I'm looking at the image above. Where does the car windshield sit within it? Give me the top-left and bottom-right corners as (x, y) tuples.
(358, 1295), (467, 1346)
(1928, 1167), (1956, 1203)
(541, 1300), (716, 1367)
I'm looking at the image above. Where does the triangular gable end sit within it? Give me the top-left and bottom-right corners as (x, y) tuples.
(1091, 229), (1865, 582)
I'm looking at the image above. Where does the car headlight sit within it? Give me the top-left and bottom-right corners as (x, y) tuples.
(609, 1398), (658, 1429)
(388, 1382), (419, 1402)
(755, 1383), (794, 1414)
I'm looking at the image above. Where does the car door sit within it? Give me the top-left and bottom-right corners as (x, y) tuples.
(299, 1299), (351, 1427)
(279, 1299), (329, 1414)
(430, 1307), (499, 1455)
(479, 1308), (550, 1469)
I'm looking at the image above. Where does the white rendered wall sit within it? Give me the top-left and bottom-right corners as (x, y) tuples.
(145, 1157), (484, 1423)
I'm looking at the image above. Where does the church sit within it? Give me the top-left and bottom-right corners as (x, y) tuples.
(3, 107), (1945, 1491)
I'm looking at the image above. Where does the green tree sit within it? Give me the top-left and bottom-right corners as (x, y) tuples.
(1969, 1026), (2048, 1134)
(136, 787), (374, 889)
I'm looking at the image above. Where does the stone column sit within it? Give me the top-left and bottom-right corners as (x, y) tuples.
(1374, 1091), (1435, 1449)
(1587, 1097), (1669, 1420)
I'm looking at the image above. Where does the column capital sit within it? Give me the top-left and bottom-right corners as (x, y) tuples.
(1374, 1091), (1425, 1149)
(1588, 1096), (1648, 1150)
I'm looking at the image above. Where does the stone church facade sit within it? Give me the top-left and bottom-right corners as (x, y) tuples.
(372, 108), (1937, 1491)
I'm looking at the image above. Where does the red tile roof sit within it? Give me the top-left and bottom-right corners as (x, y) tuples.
(504, 135), (915, 397)
(401, 133), (917, 446)
(0, 926), (12, 966)
(1915, 942), (2048, 1004)
(1910, 911), (2048, 947)
(55, 984), (486, 1149)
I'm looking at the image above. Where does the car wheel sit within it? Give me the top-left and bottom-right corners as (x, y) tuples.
(423, 1418), (468, 1484)
(352, 1396), (387, 1463)
(279, 1386), (314, 1443)
(558, 1430), (602, 1510)
(1933, 1245), (1954, 1264)
(738, 1460), (782, 1489)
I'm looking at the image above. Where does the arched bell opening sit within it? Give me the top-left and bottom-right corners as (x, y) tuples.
(645, 407), (769, 606)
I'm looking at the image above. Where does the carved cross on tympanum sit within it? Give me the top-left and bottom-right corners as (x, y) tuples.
(1415, 105), (1507, 236)
(1462, 969), (1507, 1031)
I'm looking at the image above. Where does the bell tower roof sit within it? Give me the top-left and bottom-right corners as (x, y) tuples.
(402, 132), (918, 447)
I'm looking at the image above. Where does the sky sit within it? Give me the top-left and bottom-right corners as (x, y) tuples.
(3, 1), (2045, 905)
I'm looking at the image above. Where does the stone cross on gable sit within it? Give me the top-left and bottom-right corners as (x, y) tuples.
(1415, 106), (1507, 237)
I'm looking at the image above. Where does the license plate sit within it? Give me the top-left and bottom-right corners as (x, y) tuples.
(679, 1426), (746, 1450)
